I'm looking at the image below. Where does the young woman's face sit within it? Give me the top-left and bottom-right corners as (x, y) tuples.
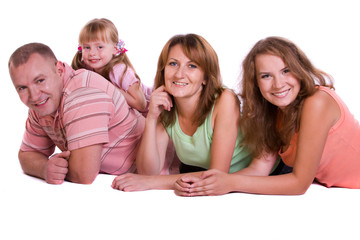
(81, 38), (117, 73)
(164, 44), (205, 101)
(255, 54), (300, 110)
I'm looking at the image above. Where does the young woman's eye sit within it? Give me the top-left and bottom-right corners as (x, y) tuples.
(283, 68), (290, 74)
(189, 64), (197, 69)
(169, 61), (177, 66)
(260, 74), (270, 79)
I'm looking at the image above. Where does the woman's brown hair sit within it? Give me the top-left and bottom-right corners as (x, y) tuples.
(239, 36), (333, 157)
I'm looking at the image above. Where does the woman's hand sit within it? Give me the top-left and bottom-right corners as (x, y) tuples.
(147, 85), (173, 120)
(112, 173), (152, 192)
(174, 169), (233, 197)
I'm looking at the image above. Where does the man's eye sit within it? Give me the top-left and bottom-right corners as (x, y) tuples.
(18, 86), (26, 92)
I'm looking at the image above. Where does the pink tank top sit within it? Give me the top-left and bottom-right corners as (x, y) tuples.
(279, 86), (360, 188)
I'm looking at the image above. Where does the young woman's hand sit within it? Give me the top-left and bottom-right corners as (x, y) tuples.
(147, 85), (173, 120)
(174, 169), (233, 196)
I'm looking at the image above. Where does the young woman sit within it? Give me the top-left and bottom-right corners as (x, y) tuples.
(112, 34), (252, 191)
(176, 36), (360, 196)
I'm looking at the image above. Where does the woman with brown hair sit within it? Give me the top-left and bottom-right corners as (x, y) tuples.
(112, 33), (252, 191)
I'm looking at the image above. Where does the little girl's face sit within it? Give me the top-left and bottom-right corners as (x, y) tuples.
(81, 39), (117, 73)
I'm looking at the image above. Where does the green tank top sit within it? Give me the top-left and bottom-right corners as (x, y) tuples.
(165, 105), (252, 173)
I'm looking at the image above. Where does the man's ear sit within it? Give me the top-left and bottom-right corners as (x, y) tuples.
(55, 61), (65, 77)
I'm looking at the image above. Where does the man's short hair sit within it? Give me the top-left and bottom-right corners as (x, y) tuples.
(8, 42), (58, 68)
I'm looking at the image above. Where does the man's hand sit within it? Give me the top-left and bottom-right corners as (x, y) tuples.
(44, 151), (70, 184)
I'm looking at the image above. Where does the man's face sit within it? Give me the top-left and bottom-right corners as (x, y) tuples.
(9, 53), (64, 117)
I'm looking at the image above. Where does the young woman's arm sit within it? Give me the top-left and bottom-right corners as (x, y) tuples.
(181, 90), (340, 196)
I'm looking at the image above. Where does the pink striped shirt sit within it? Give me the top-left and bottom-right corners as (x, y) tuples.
(21, 63), (145, 175)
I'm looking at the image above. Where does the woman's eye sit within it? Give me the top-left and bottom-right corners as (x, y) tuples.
(189, 64), (197, 69)
(169, 62), (177, 66)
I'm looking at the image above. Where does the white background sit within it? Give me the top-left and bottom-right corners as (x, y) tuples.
(1, 0), (360, 239)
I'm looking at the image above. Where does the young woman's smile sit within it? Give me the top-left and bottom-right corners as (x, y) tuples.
(255, 54), (300, 110)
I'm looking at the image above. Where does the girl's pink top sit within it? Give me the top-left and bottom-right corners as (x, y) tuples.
(109, 63), (152, 115)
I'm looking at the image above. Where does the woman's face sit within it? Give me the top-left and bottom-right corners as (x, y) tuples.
(164, 44), (205, 101)
(255, 54), (300, 110)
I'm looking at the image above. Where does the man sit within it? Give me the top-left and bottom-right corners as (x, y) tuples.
(8, 42), (145, 184)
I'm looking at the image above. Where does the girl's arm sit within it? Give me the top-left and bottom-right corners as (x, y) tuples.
(182, 90), (340, 196)
(119, 82), (147, 112)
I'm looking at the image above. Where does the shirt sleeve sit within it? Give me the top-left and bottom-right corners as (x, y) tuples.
(110, 64), (139, 92)
(63, 87), (114, 151)
(20, 110), (56, 157)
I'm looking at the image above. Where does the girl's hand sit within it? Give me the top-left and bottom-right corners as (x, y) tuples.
(147, 85), (173, 120)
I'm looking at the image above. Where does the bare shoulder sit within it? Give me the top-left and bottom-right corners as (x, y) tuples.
(302, 88), (340, 126)
(304, 89), (338, 111)
(213, 89), (240, 122)
(215, 89), (240, 109)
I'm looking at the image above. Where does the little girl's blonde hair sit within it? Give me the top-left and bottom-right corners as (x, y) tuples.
(71, 18), (140, 86)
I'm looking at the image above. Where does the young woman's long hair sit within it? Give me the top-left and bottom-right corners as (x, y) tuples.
(154, 34), (224, 127)
(239, 36), (333, 157)
(71, 18), (140, 86)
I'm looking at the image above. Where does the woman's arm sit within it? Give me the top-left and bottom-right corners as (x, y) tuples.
(209, 89), (241, 171)
(135, 85), (173, 175)
(182, 90), (341, 196)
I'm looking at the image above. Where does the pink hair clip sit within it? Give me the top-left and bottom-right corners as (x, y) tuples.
(78, 45), (82, 53)
(115, 39), (127, 56)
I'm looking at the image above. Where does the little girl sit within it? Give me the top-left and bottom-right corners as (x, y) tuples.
(72, 18), (151, 116)
(175, 36), (360, 196)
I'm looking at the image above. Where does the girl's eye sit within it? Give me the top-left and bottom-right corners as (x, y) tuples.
(84, 46), (90, 50)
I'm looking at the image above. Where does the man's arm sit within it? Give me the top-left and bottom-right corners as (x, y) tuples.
(66, 144), (103, 184)
(19, 150), (69, 184)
